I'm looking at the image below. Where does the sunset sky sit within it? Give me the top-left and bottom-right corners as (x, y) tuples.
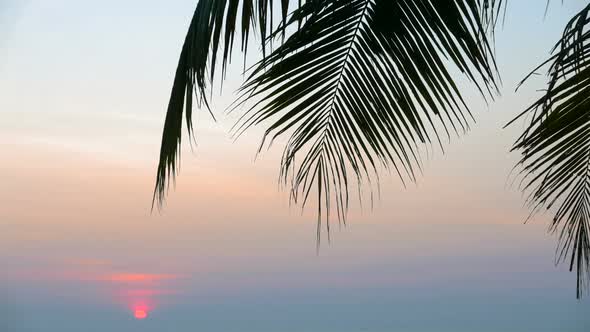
(1, 1), (590, 331)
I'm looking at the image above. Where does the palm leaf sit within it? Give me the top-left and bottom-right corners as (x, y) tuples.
(231, 0), (499, 243)
(155, 0), (502, 209)
(480, 0), (505, 33)
(153, 0), (293, 207)
(508, 3), (590, 298)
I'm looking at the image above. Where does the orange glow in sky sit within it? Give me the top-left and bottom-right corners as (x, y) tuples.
(134, 309), (148, 320)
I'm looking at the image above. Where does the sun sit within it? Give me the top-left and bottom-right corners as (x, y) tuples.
(134, 309), (148, 320)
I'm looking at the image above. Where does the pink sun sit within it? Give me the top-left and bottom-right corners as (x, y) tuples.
(134, 309), (148, 320)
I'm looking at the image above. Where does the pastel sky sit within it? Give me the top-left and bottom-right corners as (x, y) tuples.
(1, 1), (590, 331)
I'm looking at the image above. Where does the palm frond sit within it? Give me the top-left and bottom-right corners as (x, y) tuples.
(154, 0), (502, 208)
(480, 0), (505, 33)
(232, 0), (498, 242)
(153, 0), (295, 207)
(508, 4), (590, 299)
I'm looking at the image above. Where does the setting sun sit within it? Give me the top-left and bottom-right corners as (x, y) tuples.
(134, 309), (148, 320)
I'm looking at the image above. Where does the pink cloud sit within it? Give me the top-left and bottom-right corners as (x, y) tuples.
(98, 273), (181, 283)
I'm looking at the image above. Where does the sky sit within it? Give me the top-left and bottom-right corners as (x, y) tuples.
(1, 0), (590, 331)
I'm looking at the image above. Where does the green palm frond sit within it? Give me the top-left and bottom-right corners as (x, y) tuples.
(508, 4), (590, 299)
(232, 0), (498, 241)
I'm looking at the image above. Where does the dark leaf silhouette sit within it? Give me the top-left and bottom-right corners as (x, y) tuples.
(508, 3), (590, 299)
(153, 0), (293, 206)
(232, 0), (498, 241)
(154, 0), (500, 215)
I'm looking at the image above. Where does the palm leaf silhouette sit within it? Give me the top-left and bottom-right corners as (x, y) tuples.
(154, 0), (293, 206)
(232, 0), (499, 241)
(508, 3), (590, 299)
(153, 0), (590, 298)
(154, 0), (500, 216)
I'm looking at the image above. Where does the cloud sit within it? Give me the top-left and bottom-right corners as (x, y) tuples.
(118, 289), (179, 297)
(98, 273), (181, 284)
(64, 258), (113, 267)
